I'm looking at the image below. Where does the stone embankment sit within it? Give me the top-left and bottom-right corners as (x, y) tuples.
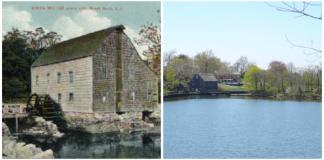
(65, 108), (161, 134)
(22, 116), (64, 139)
(2, 123), (54, 159)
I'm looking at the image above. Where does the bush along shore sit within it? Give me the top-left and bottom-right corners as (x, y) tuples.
(164, 90), (321, 102)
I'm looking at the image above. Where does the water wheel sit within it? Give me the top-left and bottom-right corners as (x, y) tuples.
(26, 93), (64, 120)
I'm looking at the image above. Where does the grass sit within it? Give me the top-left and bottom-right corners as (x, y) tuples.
(218, 83), (248, 92)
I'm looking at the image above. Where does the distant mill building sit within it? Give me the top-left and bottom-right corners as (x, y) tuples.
(31, 25), (158, 113)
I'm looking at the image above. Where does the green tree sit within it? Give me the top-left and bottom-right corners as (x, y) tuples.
(243, 65), (263, 92)
(3, 28), (62, 102)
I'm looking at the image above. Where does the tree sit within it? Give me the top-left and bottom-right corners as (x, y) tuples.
(164, 50), (176, 67)
(135, 24), (161, 74)
(243, 65), (263, 92)
(268, 61), (288, 93)
(194, 50), (222, 73)
(233, 56), (249, 77)
(267, 1), (322, 57)
(2, 28), (62, 102)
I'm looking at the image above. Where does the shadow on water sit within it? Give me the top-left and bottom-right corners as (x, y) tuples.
(17, 130), (161, 158)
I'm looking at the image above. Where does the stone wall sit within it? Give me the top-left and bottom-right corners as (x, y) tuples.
(92, 30), (158, 112)
(31, 57), (93, 112)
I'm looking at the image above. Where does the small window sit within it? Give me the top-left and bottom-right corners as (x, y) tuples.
(69, 71), (73, 83)
(47, 73), (50, 83)
(69, 93), (74, 101)
(128, 91), (135, 101)
(57, 72), (61, 83)
(146, 82), (152, 101)
(36, 75), (39, 85)
(58, 93), (61, 104)
(132, 92), (135, 101)
(101, 64), (107, 79)
(129, 67), (134, 79)
(102, 96), (106, 103)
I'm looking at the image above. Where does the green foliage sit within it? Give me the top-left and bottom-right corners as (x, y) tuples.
(243, 65), (262, 91)
(2, 28), (61, 102)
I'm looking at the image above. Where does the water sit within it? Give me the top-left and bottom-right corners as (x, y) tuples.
(164, 98), (321, 158)
(18, 131), (161, 158)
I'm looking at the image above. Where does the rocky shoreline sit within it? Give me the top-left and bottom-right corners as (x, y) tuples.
(2, 123), (54, 159)
(64, 109), (161, 134)
(2, 107), (161, 158)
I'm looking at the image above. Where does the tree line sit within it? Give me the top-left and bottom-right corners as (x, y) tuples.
(244, 61), (321, 98)
(3, 27), (62, 102)
(164, 50), (322, 99)
(164, 50), (250, 93)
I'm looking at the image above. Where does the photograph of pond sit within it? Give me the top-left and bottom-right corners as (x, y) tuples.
(163, 1), (321, 159)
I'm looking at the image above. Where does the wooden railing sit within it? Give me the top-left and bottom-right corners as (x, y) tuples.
(2, 103), (28, 118)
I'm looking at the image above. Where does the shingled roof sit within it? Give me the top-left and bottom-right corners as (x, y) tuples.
(198, 73), (218, 82)
(31, 25), (125, 67)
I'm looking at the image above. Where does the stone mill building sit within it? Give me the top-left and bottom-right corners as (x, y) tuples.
(31, 25), (158, 113)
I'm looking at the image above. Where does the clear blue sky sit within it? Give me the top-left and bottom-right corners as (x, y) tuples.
(163, 2), (322, 69)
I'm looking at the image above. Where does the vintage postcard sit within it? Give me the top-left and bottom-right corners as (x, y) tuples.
(2, 1), (160, 158)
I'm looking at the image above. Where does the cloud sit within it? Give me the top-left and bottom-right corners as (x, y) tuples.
(52, 16), (84, 40)
(52, 9), (111, 40)
(3, 6), (34, 33)
(2, 7), (147, 57)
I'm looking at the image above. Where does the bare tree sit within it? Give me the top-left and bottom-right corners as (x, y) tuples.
(266, 1), (322, 20)
(164, 50), (176, 67)
(234, 56), (249, 76)
(266, 1), (322, 56)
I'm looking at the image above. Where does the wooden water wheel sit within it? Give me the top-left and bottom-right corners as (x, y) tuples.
(26, 93), (64, 120)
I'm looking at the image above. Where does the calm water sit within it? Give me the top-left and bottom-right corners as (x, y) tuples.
(19, 131), (160, 158)
(164, 98), (321, 158)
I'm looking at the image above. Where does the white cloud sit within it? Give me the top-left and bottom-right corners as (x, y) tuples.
(52, 9), (111, 40)
(2, 7), (147, 57)
(3, 6), (34, 33)
(52, 16), (84, 40)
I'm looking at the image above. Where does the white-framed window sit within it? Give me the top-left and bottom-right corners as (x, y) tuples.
(57, 72), (61, 83)
(58, 93), (61, 104)
(101, 91), (107, 103)
(46, 73), (50, 83)
(128, 91), (135, 101)
(69, 71), (73, 83)
(36, 75), (39, 85)
(146, 82), (152, 101)
(69, 92), (74, 101)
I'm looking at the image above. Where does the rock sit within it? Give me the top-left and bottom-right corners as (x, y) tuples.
(2, 136), (54, 158)
(22, 116), (64, 138)
(33, 149), (54, 159)
(34, 116), (46, 123)
(15, 144), (36, 158)
(3, 123), (11, 136)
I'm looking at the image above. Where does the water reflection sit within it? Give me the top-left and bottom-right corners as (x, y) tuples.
(19, 131), (160, 158)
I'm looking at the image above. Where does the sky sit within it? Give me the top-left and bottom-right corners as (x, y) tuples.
(3, 1), (160, 56)
(163, 2), (322, 69)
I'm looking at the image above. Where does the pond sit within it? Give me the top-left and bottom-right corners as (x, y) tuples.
(18, 131), (160, 158)
(164, 98), (321, 158)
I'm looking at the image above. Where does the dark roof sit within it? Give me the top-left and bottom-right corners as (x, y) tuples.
(32, 25), (125, 67)
(198, 73), (218, 82)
